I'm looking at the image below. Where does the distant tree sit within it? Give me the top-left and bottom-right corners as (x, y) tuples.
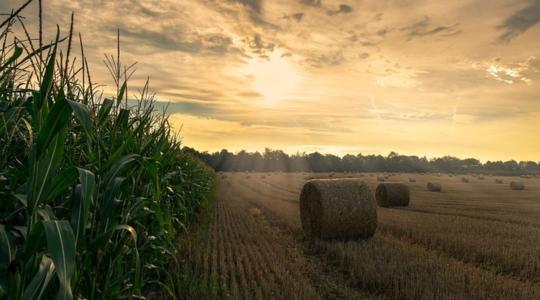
(185, 148), (539, 176)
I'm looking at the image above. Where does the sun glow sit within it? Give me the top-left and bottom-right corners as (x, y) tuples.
(243, 51), (300, 104)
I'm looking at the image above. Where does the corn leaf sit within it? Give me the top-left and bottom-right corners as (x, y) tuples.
(43, 220), (76, 300)
(71, 168), (95, 249)
(21, 255), (56, 300)
(0, 225), (14, 270)
(36, 92), (72, 158)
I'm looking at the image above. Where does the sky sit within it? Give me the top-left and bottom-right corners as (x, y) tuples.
(2, 0), (540, 161)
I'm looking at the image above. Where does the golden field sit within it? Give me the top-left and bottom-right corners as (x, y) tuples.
(179, 172), (540, 300)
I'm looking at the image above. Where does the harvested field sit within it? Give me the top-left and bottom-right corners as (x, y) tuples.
(180, 172), (540, 299)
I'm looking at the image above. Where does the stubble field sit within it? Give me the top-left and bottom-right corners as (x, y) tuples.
(178, 172), (540, 299)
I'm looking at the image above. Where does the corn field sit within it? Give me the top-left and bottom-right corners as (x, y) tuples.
(0, 3), (214, 299)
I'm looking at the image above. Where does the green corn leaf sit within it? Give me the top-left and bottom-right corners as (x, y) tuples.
(99, 177), (126, 233)
(116, 108), (129, 129)
(29, 127), (68, 214)
(37, 206), (57, 221)
(89, 224), (135, 253)
(140, 159), (160, 201)
(43, 220), (76, 300)
(103, 154), (138, 185)
(0, 44), (23, 70)
(21, 255), (56, 300)
(0, 225), (14, 270)
(117, 81), (127, 105)
(97, 99), (114, 125)
(47, 167), (78, 200)
(36, 29), (60, 113)
(114, 224), (137, 243)
(23, 222), (45, 261)
(36, 92), (72, 157)
(67, 100), (93, 141)
(71, 168), (95, 249)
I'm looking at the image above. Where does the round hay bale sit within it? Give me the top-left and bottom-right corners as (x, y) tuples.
(376, 183), (410, 207)
(510, 181), (525, 190)
(495, 179), (503, 184)
(299, 179), (377, 240)
(377, 176), (385, 182)
(461, 177), (469, 183)
(409, 178), (416, 183)
(427, 182), (442, 192)
(478, 176), (484, 180)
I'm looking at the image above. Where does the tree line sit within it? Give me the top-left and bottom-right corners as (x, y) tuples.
(183, 147), (540, 176)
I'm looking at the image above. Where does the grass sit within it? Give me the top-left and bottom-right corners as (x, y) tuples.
(0, 3), (214, 299)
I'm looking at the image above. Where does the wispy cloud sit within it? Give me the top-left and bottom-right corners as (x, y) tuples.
(400, 16), (460, 40)
(497, 0), (540, 43)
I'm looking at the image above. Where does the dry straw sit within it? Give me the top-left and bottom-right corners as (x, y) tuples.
(427, 182), (442, 192)
(376, 183), (410, 207)
(299, 179), (377, 240)
(510, 181), (525, 190)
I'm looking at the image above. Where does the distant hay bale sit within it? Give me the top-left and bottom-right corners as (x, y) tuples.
(377, 176), (385, 182)
(409, 178), (416, 183)
(260, 175), (266, 179)
(299, 179), (377, 240)
(510, 181), (525, 190)
(375, 183), (410, 207)
(369, 174), (374, 177)
(495, 179), (503, 184)
(329, 172), (335, 178)
(478, 176), (484, 180)
(427, 182), (442, 192)
(461, 177), (469, 183)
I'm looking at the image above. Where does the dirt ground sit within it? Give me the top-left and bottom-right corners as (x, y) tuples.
(180, 172), (540, 299)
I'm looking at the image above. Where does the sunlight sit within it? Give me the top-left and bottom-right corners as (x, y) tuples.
(243, 51), (300, 104)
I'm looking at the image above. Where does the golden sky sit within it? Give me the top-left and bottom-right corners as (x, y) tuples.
(3, 0), (540, 161)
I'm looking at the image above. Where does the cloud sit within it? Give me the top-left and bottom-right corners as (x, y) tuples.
(300, 0), (321, 7)
(286, 12), (305, 22)
(120, 26), (239, 55)
(248, 34), (275, 57)
(401, 16), (460, 40)
(497, 0), (540, 43)
(305, 51), (344, 67)
(483, 57), (537, 84)
(327, 4), (353, 16)
(227, 0), (262, 13)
